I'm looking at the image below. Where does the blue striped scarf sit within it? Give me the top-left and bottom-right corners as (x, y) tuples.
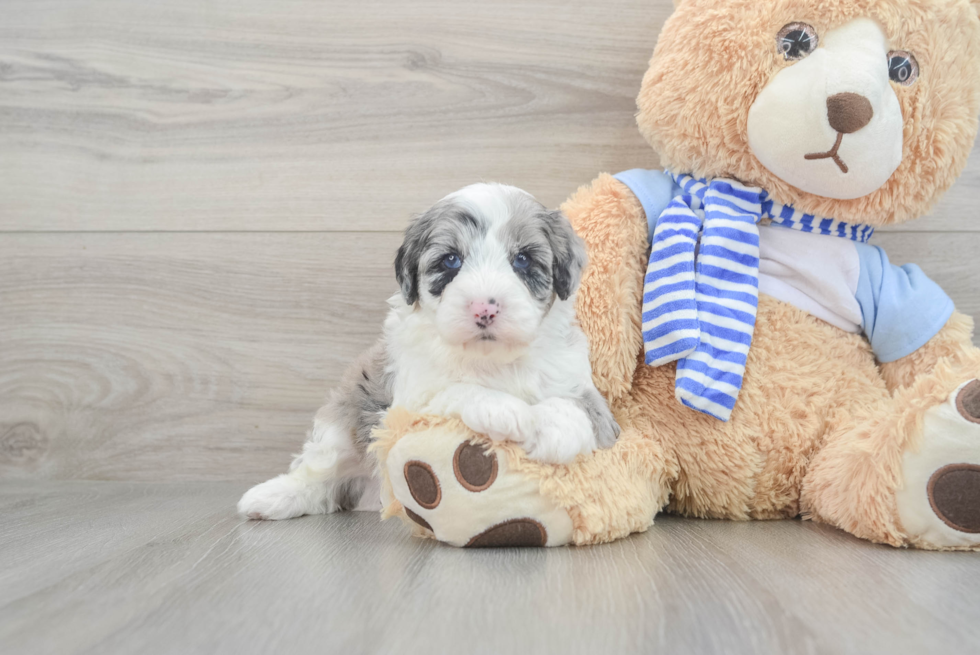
(644, 173), (874, 421)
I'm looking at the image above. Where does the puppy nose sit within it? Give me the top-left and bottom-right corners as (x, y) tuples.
(826, 92), (874, 134)
(470, 299), (499, 328)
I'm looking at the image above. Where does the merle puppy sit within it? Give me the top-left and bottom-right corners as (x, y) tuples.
(239, 183), (619, 520)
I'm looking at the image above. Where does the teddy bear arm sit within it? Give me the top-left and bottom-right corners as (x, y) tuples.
(879, 311), (976, 393)
(561, 173), (650, 403)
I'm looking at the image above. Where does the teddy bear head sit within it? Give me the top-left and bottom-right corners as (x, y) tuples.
(637, 0), (980, 226)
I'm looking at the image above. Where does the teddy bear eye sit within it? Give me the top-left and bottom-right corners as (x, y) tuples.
(777, 22), (818, 60)
(887, 50), (918, 86)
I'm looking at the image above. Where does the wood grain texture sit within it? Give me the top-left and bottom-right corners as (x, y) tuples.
(1, 481), (978, 655)
(1, 0), (977, 232)
(2, 231), (979, 483)
(0, 233), (399, 481)
(0, 0), (667, 232)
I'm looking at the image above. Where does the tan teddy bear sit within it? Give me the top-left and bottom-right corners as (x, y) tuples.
(373, 0), (980, 550)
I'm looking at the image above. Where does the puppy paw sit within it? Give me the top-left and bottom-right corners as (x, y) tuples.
(579, 387), (620, 449)
(237, 474), (322, 520)
(594, 409), (621, 450)
(525, 398), (597, 464)
(423, 384), (535, 443)
(460, 394), (535, 444)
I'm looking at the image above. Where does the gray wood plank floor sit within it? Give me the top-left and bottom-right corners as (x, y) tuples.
(2, 481), (979, 655)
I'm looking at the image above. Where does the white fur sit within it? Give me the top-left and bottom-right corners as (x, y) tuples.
(239, 419), (376, 520)
(239, 183), (606, 520)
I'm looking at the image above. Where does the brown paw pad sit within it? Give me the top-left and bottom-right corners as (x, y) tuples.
(465, 518), (547, 548)
(453, 441), (498, 492)
(404, 461), (441, 509)
(956, 380), (980, 424)
(404, 507), (433, 532)
(928, 464), (980, 533)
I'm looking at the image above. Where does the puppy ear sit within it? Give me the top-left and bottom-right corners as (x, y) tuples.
(543, 210), (588, 301)
(395, 199), (455, 305)
(394, 217), (426, 305)
(394, 243), (418, 305)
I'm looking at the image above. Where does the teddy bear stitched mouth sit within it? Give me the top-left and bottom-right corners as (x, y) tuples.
(804, 132), (850, 174)
(803, 92), (875, 174)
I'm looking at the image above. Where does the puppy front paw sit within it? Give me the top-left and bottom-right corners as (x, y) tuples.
(460, 395), (535, 444)
(593, 408), (621, 450)
(423, 384), (535, 444)
(525, 398), (597, 464)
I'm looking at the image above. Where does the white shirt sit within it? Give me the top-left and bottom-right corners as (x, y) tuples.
(757, 224), (863, 333)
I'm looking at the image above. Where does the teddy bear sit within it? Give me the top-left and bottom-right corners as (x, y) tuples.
(370, 0), (980, 550)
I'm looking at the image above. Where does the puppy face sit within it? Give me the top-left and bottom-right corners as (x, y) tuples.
(394, 183), (586, 351)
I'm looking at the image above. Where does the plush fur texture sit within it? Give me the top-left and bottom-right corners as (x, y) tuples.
(372, 409), (669, 545)
(376, 0), (980, 551)
(637, 0), (980, 226)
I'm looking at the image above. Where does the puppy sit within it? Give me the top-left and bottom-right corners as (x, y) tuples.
(238, 183), (619, 520)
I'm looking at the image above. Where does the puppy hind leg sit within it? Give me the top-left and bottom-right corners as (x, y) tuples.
(238, 339), (391, 520)
(238, 420), (371, 521)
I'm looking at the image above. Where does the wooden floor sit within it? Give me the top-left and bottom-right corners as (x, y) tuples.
(2, 481), (978, 655)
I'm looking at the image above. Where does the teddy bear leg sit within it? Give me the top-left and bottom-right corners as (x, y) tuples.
(803, 356), (980, 550)
(879, 312), (975, 393)
(894, 377), (980, 548)
(882, 314), (980, 548)
(800, 395), (907, 547)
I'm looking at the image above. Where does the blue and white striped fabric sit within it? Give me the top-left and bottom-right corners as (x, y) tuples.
(763, 197), (875, 243)
(643, 173), (874, 421)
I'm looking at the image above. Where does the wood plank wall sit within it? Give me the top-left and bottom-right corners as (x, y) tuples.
(2, 0), (977, 482)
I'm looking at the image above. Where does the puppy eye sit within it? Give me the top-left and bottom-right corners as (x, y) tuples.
(777, 22), (818, 60)
(513, 253), (531, 270)
(887, 50), (918, 86)
(442, 253), (462, 269)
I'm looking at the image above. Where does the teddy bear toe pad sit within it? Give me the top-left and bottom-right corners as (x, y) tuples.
(896, 380), (980, 548)
(466, 518), (548, 547)
(955, 379), (980, 423)
(927, 464), (980, 534)
(404, 461), (441, 509)
(453, 441), (498, 491)
(386, 424), (573, 547)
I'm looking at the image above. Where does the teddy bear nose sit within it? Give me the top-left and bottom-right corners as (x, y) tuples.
(826, 92), (874, 134)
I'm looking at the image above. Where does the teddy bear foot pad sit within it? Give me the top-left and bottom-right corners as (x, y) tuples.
(386, 424), (574, 547)
(896, 380), (980, 549)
